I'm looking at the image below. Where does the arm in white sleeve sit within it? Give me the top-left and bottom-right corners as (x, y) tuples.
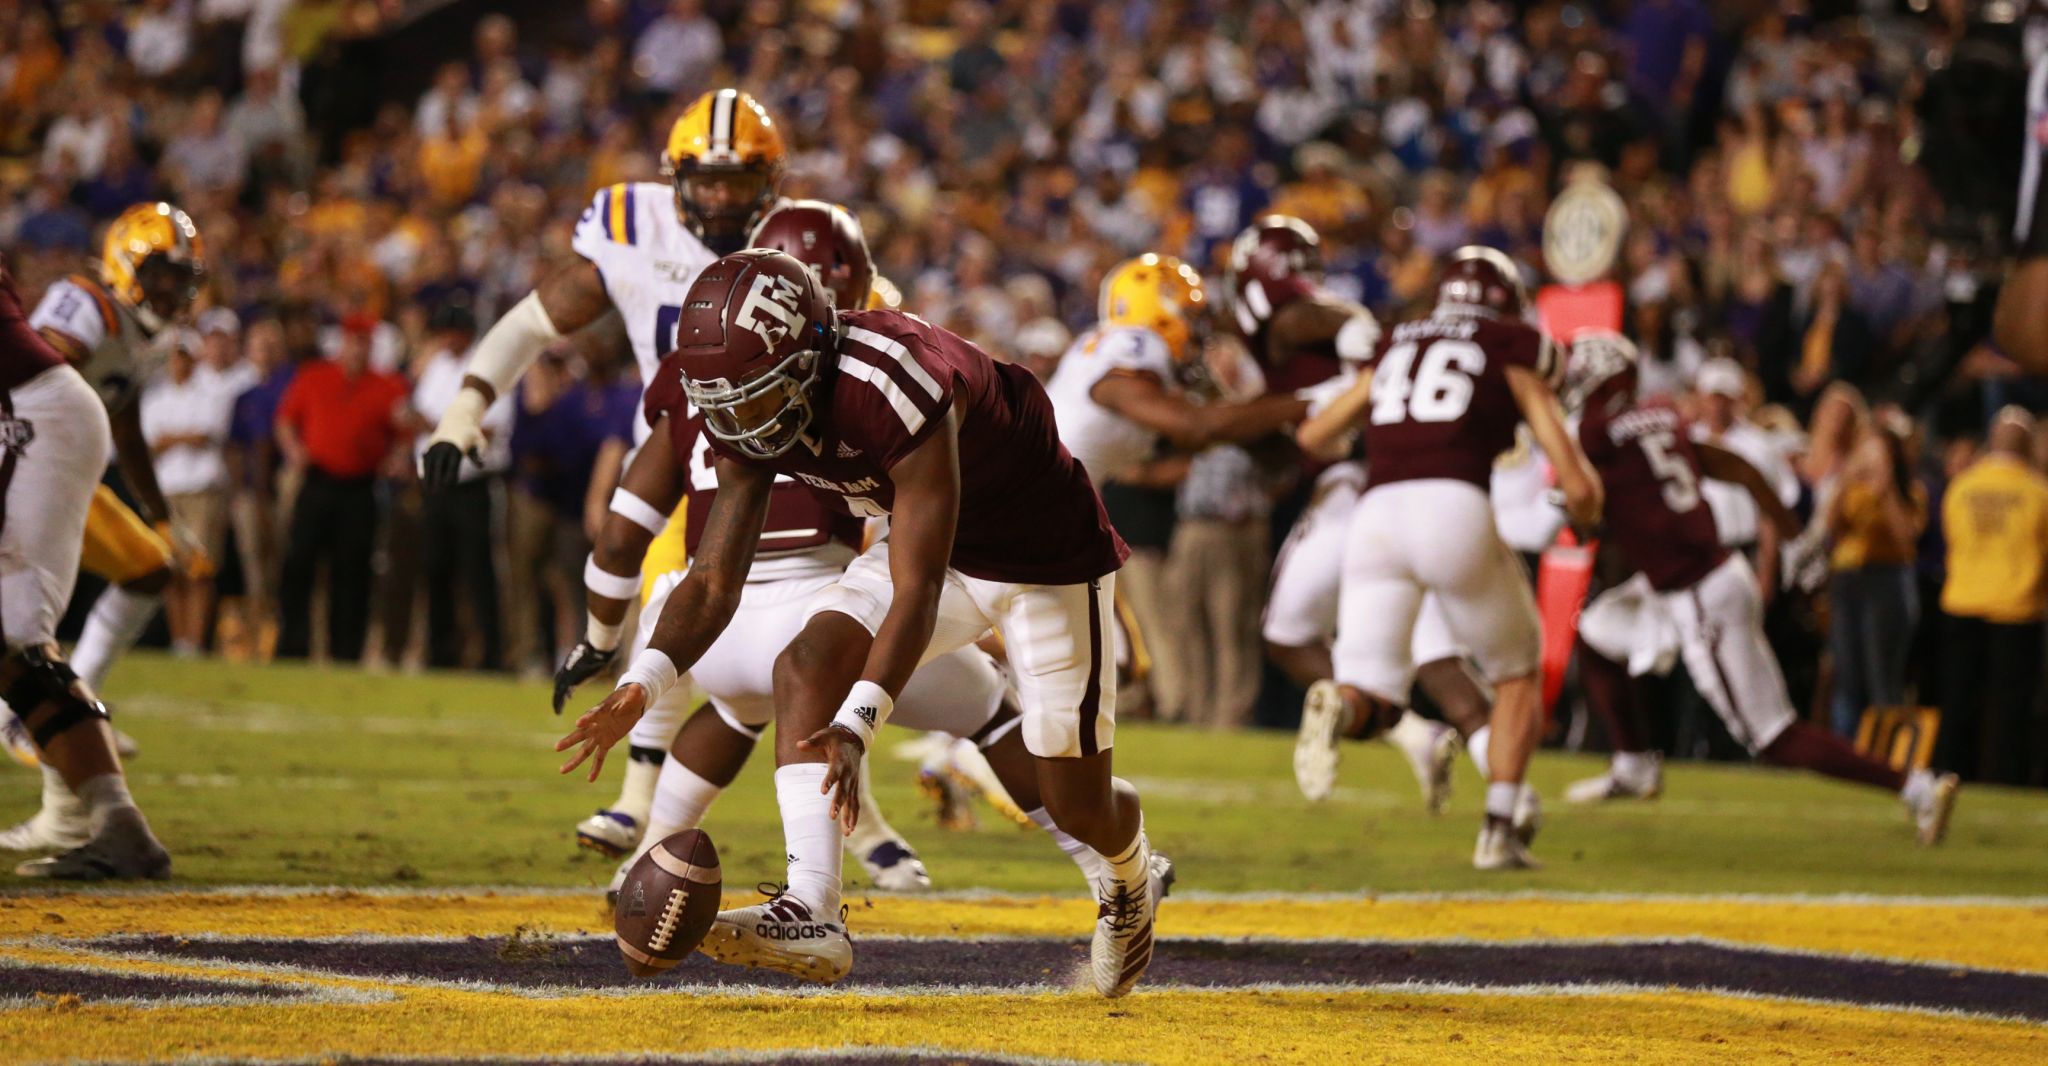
(428, 292), (562, 451)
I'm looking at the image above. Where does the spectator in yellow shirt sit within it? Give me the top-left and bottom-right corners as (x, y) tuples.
(1939, 408), (2048, 785)
(1824, 420), (1927, 737)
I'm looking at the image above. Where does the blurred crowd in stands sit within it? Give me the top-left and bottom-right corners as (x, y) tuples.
(3, 0), (2046, 785)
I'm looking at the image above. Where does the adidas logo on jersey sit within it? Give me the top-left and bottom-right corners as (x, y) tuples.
(836, 441), (862, 458)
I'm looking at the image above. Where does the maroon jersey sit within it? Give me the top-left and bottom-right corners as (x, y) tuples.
(1577, 399), (1726, 591)
(1239, 277), (1342, 395)
(642, 373), (863, 559)
(1362, 313), (1557, 491)
(685, 309), (1128, 585)
(0, 256), (63, 392)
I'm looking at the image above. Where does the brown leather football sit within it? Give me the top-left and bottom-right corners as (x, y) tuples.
(612, 828), (722, 978)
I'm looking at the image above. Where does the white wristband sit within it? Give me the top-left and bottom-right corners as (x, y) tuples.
(585, 614), (623, 652)
(829, 680), (894, 749)
(427, 388), (489, 451)
(584, 554), (641, 601)
(617, 650), (678, 705)
(609, 488), (668, 536)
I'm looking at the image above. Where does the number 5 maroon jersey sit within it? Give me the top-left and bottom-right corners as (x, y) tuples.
(1362, 313), (1558, 492)
(1576, 396), (1728, 591)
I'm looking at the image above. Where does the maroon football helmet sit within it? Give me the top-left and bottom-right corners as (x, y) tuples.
(1559, 329), (1639, 414)
(674, 249), (838, 459)
(1434, 245), (1527, 318)
(748, 200), (876, 310)
(1224, 215), (1323, 339)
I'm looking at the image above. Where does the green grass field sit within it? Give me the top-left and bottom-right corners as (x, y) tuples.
(9, 653), (2044, 897)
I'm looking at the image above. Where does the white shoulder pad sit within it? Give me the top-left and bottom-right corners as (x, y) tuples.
(27, 277), (113, 353)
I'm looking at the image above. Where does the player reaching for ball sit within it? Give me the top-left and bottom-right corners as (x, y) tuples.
(557, 249), (1160, 998)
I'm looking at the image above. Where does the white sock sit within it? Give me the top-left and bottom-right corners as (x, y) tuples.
(1386, 710), (1435, 752)
(776, 763), (842, 916)
(611, 749), (664, 825)
(1485, 781), (1519, 821)
(36, 764), (83, 822)
(76, 772), (136, 836)
(1027, 806), (1106, 886)
(1092, 814), (1150, 888)
(1467, 725), (1492, 779)
(1613, 750), (1659, 786)
(74, 587), (162, 690)
(645, 759), (721, 845)
(842, 758), (904, 858)
(1902, 768), (1934, 804)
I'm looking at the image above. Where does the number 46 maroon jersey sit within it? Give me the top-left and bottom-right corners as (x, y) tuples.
(1362, 312), (1557, 492)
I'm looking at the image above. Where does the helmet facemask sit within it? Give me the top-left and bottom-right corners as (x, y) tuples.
(667, 161), (775, 256)
(134, 254), (205, 327)
(685, 345), (824, 460)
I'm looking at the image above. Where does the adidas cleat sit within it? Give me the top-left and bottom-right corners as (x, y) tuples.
(1908, 772), (1960, 847)
(1512, 787), (1543, 848)
(859, 839), (932, 892)
(1565, 756), (1663, 805)
(1090, 854), (1158, 999)
(575, 808), (642, 859)
(1293, 680), (1345, 802)
(698, 893), (853, 984)
(1149, 850), (1176, 902)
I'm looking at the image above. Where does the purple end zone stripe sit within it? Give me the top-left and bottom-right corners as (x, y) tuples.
(623, 185), (637, 246)
(99, 935), (2048, 1019)
(1079, 579), (1103, 756)
(0, 963), (304, 1002)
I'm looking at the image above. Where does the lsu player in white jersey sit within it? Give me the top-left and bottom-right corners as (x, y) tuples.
(423, 88), (776, 857)
(1044, 254), (1310, 488)
(0, 203), (206, 878)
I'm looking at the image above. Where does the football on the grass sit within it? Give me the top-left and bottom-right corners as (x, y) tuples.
(613, 828), (722, 977)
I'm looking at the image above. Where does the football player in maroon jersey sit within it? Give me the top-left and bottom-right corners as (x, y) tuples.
(0, 255), (169, 880)
(552, 200), (1160, 907)
(1229, 215), (1496, 812)
(1562, 331), (1960, 845)
(557, 249), (1160, 997)
(1295, 246), (1603, 870)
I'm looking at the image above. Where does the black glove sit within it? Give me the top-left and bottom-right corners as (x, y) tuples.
(553, 640), (618, 714)
(420, 441), (477, 491)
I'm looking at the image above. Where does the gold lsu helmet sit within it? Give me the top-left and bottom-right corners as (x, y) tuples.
(102, 202), (205, 333)
(1100, 253), (1207, 362)
(663, 89), (787, 255)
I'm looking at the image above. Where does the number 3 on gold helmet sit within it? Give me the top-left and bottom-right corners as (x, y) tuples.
(663, 89), (787, 256)
(102, 202), (206, 333)
(1100, 253), (1208, 362)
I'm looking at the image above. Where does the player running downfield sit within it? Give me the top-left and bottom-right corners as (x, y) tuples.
(1228, 215), (1497, 813)
(558, 249), (1161, 997)
(1294, 246), (1602, 870)
(560, 201), (1134, 897)
(1561, 331), (1960, 844)
(423, 88), (785, 861)
(0, 242), (177, 881)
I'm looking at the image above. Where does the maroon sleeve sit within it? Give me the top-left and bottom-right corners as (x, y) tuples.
(836, 313), (957, 470)
(642, 352), (687, 430)
(1486, 320), (1561, 385)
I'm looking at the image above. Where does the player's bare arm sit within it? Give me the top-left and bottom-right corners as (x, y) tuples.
(1506, 364), (1602, 528)
(1696, 442), (1798, 538)
(1091, 372), (1308, 453)
(556, 458), (770, 777)
(551, 415), (686, 712)
(1294, 368), (1373, 459)
(1268, 298), (1372, 356)
(801, 408), (962, 828)
(423, 258), (611, 486)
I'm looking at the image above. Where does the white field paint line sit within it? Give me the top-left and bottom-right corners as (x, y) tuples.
(113, 696), (563, 744)
(8, 884), (2048, 907)
(125, 772), (565, 794)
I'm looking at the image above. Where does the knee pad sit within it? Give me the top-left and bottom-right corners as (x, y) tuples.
(4, 646), (109, 748)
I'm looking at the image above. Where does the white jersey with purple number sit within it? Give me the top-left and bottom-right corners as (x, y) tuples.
(570, 181), (718, 439)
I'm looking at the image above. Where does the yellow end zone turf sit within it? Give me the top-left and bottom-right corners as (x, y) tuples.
(2, 975), (2043, 1065)
(6, 890), (2047, 974)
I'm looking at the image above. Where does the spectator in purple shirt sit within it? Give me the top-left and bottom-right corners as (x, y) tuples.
(223, 317), (296, 654)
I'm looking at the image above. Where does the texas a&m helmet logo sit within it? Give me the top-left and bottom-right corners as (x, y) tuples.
(735, 272), (808, 349)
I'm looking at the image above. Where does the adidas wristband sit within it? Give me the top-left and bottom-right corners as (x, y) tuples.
(617, 650), (678, 705)
(829, 680), (893, 749)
